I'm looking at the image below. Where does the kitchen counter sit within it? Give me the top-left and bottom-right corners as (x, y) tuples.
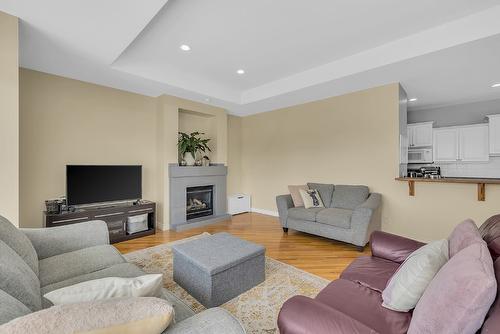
(395, 177), (500, 201)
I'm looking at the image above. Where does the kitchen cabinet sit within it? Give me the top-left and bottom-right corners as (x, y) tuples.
(433, 124), (489, 162)
(433, 128), (459, 162)
(487, 114), (500, 155)
(460, 125), (489, 161)
(408, 122), (433, 148)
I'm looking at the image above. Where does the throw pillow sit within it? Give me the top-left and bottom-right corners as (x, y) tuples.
(299, 189), (325, 209)
(307, 183), (334, 207)
(408, 242), (497, 334)
(0, 297), (174, 334)
(382, 239), (449, 312)
(44, 274), (163, 305)
(288, 185), (308, 207)
(448, 219), (482, 258)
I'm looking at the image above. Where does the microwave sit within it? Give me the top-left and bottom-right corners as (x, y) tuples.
(408, 148), (433, 163)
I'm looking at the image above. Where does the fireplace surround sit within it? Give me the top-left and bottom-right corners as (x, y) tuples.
(169, 164), (230, 231)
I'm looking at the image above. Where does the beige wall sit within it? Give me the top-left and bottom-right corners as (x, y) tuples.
(19, 69), (229, 229)
(0, 12), (19, 226)
(178, 110), (218, 162)
(238, 84), (500, 241)
(19, 69), (159, 228)
(227, 115), (242, 194)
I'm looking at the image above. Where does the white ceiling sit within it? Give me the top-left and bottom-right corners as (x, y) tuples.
(2, 0), (500, 115)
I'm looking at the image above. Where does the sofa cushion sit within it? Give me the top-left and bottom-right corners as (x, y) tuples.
(382, 239), (449, 312)
(331, 185), (369, 210)
(448, 219), (482, 258)
(39, 245), (126, 287)
(165, 307), (245, 334)
(340, 256), (400, 292)
(307, 183), (334, 207)
(316, 279), (411, 334)
(0, 240), (42, 311)
(287, 207), (324, 222)
(408, 242), (496, 334)
(480, 214), (500, 260)
(0, 289), (32, 326)
(316, 208), (352, 229)
(0, 215), (39, 276)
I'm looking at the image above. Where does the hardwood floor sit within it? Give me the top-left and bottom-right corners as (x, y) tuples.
(115, 212), (370, 280)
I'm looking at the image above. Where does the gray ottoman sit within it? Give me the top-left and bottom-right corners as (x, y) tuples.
(172, 232), (265, 307)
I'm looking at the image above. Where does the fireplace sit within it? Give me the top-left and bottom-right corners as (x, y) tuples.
(186, 185), (214, 220)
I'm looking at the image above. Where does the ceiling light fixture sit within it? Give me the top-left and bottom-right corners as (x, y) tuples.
(180, 44), (191, 51)
(408, 98), (418, 102)
(236, 69), (245, 75)
(492, 83), (500, 88)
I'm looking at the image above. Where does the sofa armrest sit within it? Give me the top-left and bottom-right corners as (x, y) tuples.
(278, 296), (378, 334)
(164, 307), (245, 334)
(21, 220), (110, 260)
(370, 231), (425, 264)
(350, 193), (382, 247)
(276, 194), (294, 227)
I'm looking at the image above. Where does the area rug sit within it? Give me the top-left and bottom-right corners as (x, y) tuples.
(124, 233), (329, 333)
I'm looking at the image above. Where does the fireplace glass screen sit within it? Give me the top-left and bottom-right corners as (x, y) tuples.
(186, 185), (214, 220)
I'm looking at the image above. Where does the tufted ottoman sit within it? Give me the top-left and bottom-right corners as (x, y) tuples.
(172, 232), (265, 307)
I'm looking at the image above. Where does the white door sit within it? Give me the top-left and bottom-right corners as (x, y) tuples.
(408, 126), (415, 148)
(459, 125), (489, 162)
(433, 128), (459, 162)
(488, 115), (500, 155)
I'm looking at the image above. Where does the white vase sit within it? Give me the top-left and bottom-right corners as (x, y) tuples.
(184, 153), (196, 166)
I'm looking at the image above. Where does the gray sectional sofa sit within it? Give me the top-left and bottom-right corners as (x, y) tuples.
(0, 215), (245, 333)
(276, 183), (381, 250)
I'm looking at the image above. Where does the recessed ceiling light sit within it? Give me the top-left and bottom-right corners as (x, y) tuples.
(180, 44), (191, 51)
(205, 98), (211, 102)
(408, 98), (418, 102)
(492, 83), (500, 88)
(236, 69), (245, 75)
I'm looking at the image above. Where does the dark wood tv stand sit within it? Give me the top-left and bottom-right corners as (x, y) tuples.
(43, 201), (156, 244)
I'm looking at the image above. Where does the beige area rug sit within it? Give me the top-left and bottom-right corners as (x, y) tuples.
(124, 233), (329, 333)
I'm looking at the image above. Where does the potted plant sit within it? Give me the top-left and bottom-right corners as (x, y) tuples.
(178, 132), (211, 166)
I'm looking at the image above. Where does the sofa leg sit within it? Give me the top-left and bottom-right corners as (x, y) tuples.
(355, 245), (365, 252)
(283, 227), (289, 233)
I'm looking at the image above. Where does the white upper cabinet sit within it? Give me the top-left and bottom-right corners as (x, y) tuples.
(459, 125), (489, 162)
(433, 128), (459, 162)
(408, 122), (433, 148)
(487, 115), (500, 155)
(433, 125), (489, 162)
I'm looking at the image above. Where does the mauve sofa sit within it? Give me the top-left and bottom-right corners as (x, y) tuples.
(278, 215), (500, 334)
(276, 183), (381, 250)
(0, 215), (245, 333)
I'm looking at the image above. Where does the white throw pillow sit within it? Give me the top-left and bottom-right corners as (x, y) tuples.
(382, 239), (449, 312)
(299, 189), (325, 209)
(0, 297), (174, 334)
(44, 274), (163, 305)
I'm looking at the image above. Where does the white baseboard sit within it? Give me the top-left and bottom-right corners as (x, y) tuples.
(251, 208), (279, 217)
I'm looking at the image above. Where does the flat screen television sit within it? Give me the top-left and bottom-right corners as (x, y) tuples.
(66, 165), (142, 206)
